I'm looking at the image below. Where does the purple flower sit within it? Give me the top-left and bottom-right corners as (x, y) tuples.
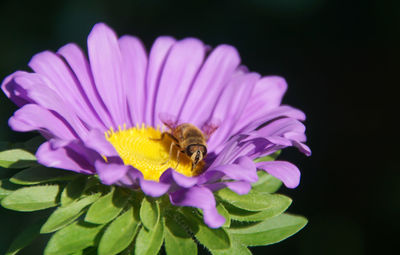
(2, 23), (310, 228)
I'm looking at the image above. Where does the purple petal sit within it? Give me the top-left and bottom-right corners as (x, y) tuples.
(224, 181), (252, 194)
(178, 45), (241, 126)
(28, 50), (104, 130)
(238, 105), (306, 134)
(119, 35), (148, 126)
(234, 76), (287, 133)
(170, 186), (225, 228)
(293, 141), (312, 156)
(159, 168), (199, 188)
(256, 161), (301, 188)
(94, 159), (130, 185)
(139, 179), (171, 197)
(207, 72), (260, 151)
(205, 181), (251, 195)
(144, 36), (176, 126)
(1, 71), (31, 106)
(83, 129), (118, 157)
(9, 104), (77, 140)
(58, 43), (113, 129)
(36, 140), (100, 174)
(11, 73), (88, 138)
(87, 23), (129, 126)
(203, 156), (258, 183)
(153, 38), (206, 127)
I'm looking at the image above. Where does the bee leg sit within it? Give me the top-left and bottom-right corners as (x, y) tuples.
(161, 142), (175, 165)
(175, 150), (183, 169)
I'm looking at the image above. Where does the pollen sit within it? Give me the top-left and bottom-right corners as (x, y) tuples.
(105, 124), (204, 181)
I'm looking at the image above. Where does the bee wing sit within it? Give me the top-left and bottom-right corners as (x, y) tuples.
(202, 119), (220, 141)
(159, 112), (179, 130)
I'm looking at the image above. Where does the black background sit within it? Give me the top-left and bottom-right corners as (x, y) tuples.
(0, 0), (398, 254)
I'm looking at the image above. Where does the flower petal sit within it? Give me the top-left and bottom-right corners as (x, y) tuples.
(11, 73), (88, 138)
(256, 161), (301, 188)
(145, 36), (176, 125)
(204, 156), (258, 183)
(83, 129), (118, 157)
(205, 181), (251, 195)
(9, 104), (76, 140)
(178, 44), (241, 126)
(87, 23), (129, 126)
(36, 140), (99, 174)
(159, 168), (199, 188)
(1, 71), (31, 106)
(207, 72), (260, 151)
(28, 50), (105, 130)
(154, 38), (206, 126)
(119, 35), (148, 126)
(57, 43), (113, 129)
(139, 179), (170, 197)
(95, 159), (130, 185)
(170, 186), (225, 228)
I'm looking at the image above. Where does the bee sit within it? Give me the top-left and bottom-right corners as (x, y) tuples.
(156, 114), (219, 172)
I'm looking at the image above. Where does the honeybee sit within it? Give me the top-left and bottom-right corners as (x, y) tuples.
(156, 114), (219, 172)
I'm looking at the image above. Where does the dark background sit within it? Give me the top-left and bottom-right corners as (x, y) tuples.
(0, 0), (398, 254)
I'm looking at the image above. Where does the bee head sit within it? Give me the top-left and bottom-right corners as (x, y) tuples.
(186, 144), (207, 165)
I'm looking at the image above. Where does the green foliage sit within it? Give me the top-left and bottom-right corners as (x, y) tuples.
(217, 187), (285, 212)
(0, 139), (307, 255)
(229, 214), (308, 246)
(222, 194), (292, 222)
(0, 149), (37, 168)
(140, 196), (160, 230)
(252, 171), (282, 193)
(135, 216), (164, 255)
(10, 165), (77, 185)
(5, 218), (46, 255)
(40, 193), (101, 233)
(85, 187), (129, 224)
(98, 205), (140, 255)
(164, 213), (198, 255)
(60, 176), (88, 206)
(1, 184), (60, 211)
(44, 221), (104, 255)
(181, 208), (231, 250)
(0, 179), (20, 199)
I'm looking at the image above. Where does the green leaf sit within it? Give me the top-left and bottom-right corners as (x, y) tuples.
(10, 165), (77, 185)
(0, 179), (21, 199)
(69, 247), (97, 255)
(60, 176), (87, 206)
(164, 213), (197, 255)
(181, 208), (230, 250)
(41, 193), (101, 233)
(98, 205), (140, 255)
(1, 184), (60, 211)
(229, 213), (308, 246)
(134, 216), (164, 255)
(85, 187), (129, 224)
(44, 221), (104, 255)
(216, 202), (231, 228)
(223, 194), (292, 222)
(253, 150), (281, 163)
(5, 218), (46, 255)
(0, 149), (37, 168)
(140, 197), (160, 230)
(210, 235), (251, 255)
(251, 171), (282, 193)
(217, 188), (285, 212)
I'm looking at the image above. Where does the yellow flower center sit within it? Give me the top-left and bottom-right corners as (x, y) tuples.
(105, 124), (204, 181)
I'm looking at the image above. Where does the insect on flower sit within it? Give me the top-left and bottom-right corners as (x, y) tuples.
(156, 113), (219, 174)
